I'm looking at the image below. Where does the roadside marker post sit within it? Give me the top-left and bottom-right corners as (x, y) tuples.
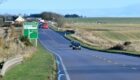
(23, 21), (38, 47)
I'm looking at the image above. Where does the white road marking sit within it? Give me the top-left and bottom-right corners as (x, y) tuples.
(114, 62), (119, 65)
(58, 70), (61, 74)
(39, 40), (71, 80)
(103, 58), (107, 61)
(107, 60), (112, 63)
(122, 64), (127, 67)
(57, 60), (60, 64)
(58, 74), (64, 80)
(131, 67), (137, 70)
(98, 56), (102, 59)
(95, 56), (98, 58)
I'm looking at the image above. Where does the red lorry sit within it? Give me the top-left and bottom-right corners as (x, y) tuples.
(39, 20), (49, 29)
(42, 21), (48, 29)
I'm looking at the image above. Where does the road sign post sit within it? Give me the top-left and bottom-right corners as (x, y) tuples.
(23, 21), (38, 47)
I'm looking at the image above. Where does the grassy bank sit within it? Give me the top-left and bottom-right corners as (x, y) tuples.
(2, 44), (56, 80)
(65, 33), (140, 56)
(61, 17), (140, 56)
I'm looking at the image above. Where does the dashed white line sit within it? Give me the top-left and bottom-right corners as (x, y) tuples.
(114, 62), (119, 65)
(122, 64), (127, 67)
(131, 67), (137, 70)
(98, 56), (102, 59)
(107, 60), (112, 63)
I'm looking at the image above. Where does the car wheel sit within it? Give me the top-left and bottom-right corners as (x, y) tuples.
(72, 47), (75, 50)
(69, 45), (72, 47)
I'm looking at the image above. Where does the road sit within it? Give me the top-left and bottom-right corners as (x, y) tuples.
(39, 28), (140, 80)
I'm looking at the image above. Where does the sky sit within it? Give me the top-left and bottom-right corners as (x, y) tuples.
(0, 0), (140, 17)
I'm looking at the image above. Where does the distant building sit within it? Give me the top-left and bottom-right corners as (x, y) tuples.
(4, 15), (18, 27)
(15, 16), (25, 23)
(5, 15), (18, 23)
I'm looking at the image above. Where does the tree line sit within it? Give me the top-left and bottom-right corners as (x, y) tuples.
(64, 14), (82, 18)
(30, 12), (64, 27)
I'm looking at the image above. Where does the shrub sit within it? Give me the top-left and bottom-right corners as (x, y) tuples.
(20, 36), (32, 46)
(109, 44), (124, 50)
(124, 41), (131, 46)
(13, 22), (23, 27)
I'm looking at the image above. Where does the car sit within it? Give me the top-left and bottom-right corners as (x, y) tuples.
(65, 29), (75, 34)
(69, 41), (81, 50)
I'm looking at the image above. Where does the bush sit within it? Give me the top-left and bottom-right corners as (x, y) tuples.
(20, 36), (32, 46)
(109, 44), (124, 50)
(13, 22), (23, 27)
(0, 61), (4, 69)
(124, 41), (131, 46)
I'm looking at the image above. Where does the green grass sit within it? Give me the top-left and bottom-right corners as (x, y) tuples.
(65, 34), (140, 56)
(102, 31), (140, 41)
(2, 44), (56, 80)
(63, 17), (140, 55)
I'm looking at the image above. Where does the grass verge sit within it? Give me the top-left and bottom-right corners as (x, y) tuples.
(1, 43), (56, 80)
(65, 34), (140, 57)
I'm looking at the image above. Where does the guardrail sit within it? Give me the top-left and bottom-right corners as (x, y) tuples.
(0, 56), (23, 76)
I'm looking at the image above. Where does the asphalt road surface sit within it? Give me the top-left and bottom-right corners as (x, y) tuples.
(39, 28), (140, 80)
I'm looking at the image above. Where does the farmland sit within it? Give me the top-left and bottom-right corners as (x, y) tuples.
(63, 17), (140, 54)
(64, 17), (140, 24)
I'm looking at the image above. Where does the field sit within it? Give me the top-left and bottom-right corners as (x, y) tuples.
(2, 44), (56, 80)
(64, 17), (140, 24)
(64, 18), (140, 54)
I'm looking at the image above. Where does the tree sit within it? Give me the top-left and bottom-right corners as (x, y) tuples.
(65, 14), (81, 18)
(30, 14), (41, 18)
(41, 12), (64, 28)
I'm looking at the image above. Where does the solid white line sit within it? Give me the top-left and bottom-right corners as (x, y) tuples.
(40, 41), (71, 80)
(51, 50), (71, 80)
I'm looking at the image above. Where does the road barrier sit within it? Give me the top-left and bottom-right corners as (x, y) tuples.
(0, 56), (23, 76)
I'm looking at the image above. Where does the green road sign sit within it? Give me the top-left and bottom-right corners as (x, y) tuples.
(23, 21), (38, 29)
(23, 21), (38, 39)
(23, 21), (38, 47)
(29, 29), (38, 39)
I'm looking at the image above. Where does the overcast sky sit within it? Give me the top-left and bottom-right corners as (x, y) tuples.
(0, 0), (140, 17)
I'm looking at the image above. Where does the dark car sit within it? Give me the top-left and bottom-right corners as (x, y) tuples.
(65, 29), (75, 34)
(69, 41), (81, 50)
